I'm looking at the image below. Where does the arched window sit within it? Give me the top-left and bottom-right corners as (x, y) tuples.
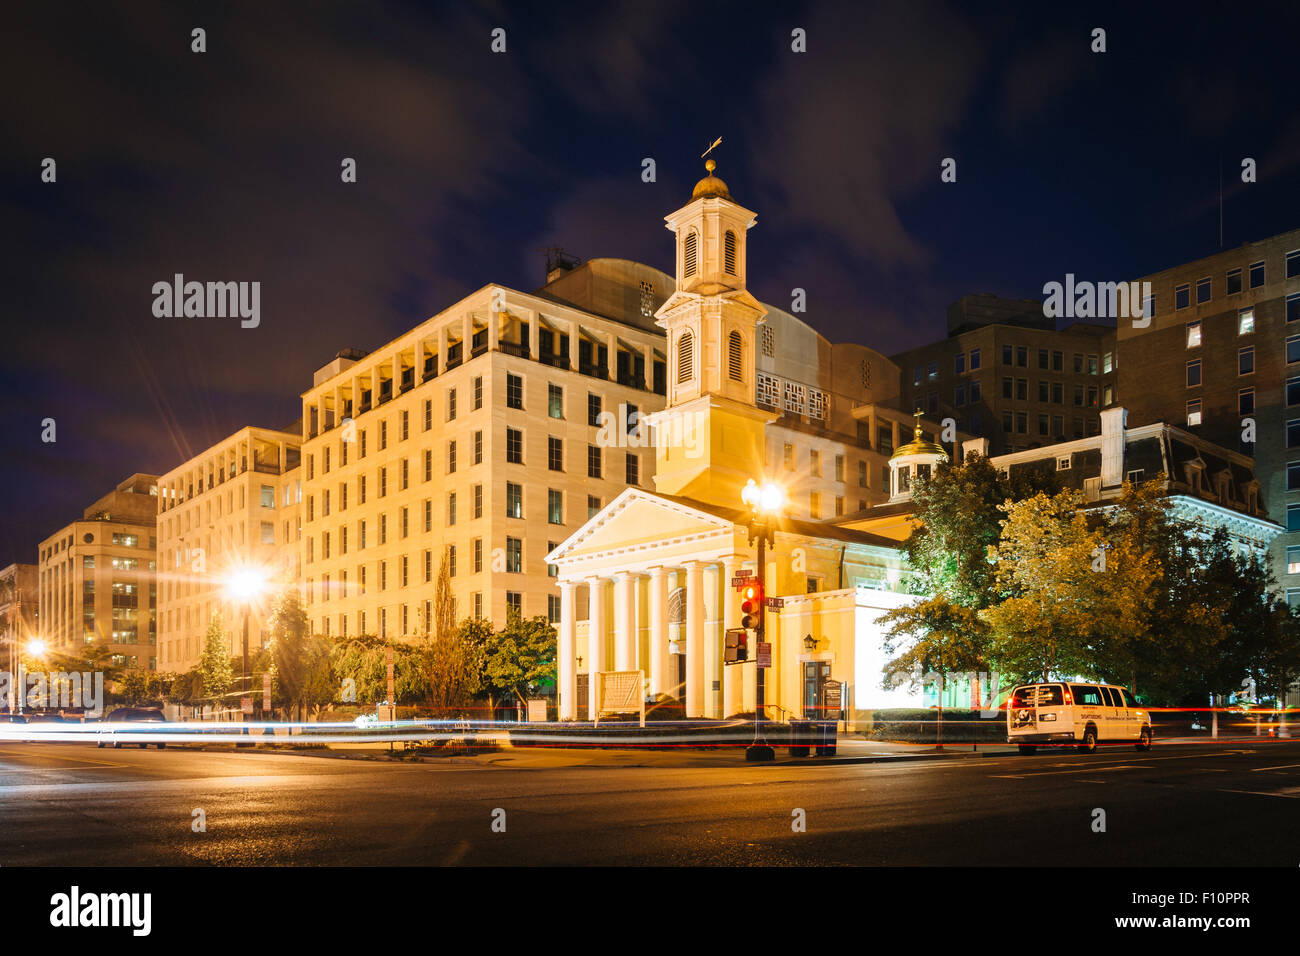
(724, 230), (737, 275)
(678, 330), (695, 383)
(728, 330), (743, 381)
(683, 231), (698, 277)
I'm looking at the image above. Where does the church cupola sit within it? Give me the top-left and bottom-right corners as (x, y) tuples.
(667, 158), (755, 297)
(888, 411), (948, 502)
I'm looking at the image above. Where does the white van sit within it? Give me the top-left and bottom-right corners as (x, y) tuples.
(1007, 682), (1152, 754)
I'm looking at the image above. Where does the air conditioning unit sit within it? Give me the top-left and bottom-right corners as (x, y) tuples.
(1083, 477), (1101, 502)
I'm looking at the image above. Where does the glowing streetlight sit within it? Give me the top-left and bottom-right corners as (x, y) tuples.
(223, 563), (271, 737)
(25, 638), (48, 659)
(740, 478), (786, 761)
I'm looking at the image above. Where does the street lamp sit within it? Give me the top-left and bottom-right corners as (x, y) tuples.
(16, 637), (48, 715)
(740, 478), (784, 762)
(224, 564), (270, 737)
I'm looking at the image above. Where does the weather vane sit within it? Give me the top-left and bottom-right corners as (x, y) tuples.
(701, 137), (722, 159)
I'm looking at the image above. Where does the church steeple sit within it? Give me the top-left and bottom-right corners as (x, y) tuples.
(648, 153), (774, 507)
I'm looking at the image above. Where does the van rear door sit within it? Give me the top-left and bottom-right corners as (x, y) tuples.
(1009, 684), (1066, 736)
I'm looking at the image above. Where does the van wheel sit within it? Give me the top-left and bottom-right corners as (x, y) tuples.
(1078, 728), (1098, 753)
(1017, 744), (1037, 755)
(1136, 727), (1152, 751)
(156, 743), (166, 749)
(96, 741), (104, 748)
(112, 741), (121, 749)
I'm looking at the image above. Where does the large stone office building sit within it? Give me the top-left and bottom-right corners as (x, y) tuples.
(36, 474), (160, 670)
(154, 426), (303, 672)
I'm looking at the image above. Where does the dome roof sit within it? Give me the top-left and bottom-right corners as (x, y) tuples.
(692, 158), (733, 201)
(891, 412), (948, 461)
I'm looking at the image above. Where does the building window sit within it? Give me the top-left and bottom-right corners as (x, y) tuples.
(473, 430), (483, 465)
(1288, 293), (1300, 323)
(507, 373), (524, 410)
(1288, 250), (1300, 279)
(683, 231), (698, 276)
(762, 325), (775, 357)
(626, 453), (639, 485)
(1289, 336), (1300, 365)
(1289, 505), (1300, 533)
(956, 352), (966, 374)
(473, 375), (483, 410)
(1227, 267), (1242, 295)
(587, 495), (602, 518)
(1186, 320), (1201, 348)
(1287, 546), (1300, 575)
(588, 393), (602, 427)
(1250, 260), (1265, 288)
(549, 383), (563, 418)
(1174, 283), (1190, 310)
(506, 428), (523, 464)
(506, 537), (522, 573)
(548, 436), (563, 471)
(1056, 456), (1071, 471)
(1288, 420), (1300, 449)
(1288, 377), (1300, 407)
(473, 539), (483, 574)
(446, 494), (456, 527)
(1186, 359), (1201, 387)
(424, 399), (433, 431)
(728, 330), (743, 381)
(678, 330), (695, 383)
(1289, 462), (1300, 492)
(1239, 346), (1255, 376)
(587, 444), (602, 479)
(970, 348), (981, 370)
(473, 483), (483, 519)
(1001, 344), (1013, 365)
(1187, 400), (1202, 427)
(447, 441), (457, 473)
(506, 482), (523, 519)
(548, 489), (563, 525)
(1196, 277), (1211, 304)
(424, 450), (432, 483)
(1239, 307), (1255, 335)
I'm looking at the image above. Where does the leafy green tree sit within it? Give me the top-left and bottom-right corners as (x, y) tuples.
(198, 612), (234, 700)
(268, 589), (333, 719)
(481, 609), (556, 712)
(981, 487), (1160, 684)
(423, 551), (481, 715)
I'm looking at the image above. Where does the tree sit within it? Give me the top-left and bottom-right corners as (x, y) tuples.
(198, 612), (234, 700)
(423, 550), (481, 716)
(481, 609), (556, 713)
(879, 596), (992, 692)
(981, 487), (1160, 684)
(268, 589), (332, 719)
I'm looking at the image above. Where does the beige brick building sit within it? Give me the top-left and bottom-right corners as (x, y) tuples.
(155, 426), (302, 672)
(37, 475), (159, 669)
(298, 260), (673, 639)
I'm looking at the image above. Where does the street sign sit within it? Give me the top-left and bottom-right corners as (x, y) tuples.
(756, 642), (772, 667)
(765, 596), (784, 609)
(731, 574), (756, 589)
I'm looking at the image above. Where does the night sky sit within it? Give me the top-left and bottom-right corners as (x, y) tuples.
(3, 0), (1300, 559)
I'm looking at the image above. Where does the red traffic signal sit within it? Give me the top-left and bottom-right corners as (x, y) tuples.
(740, 583), (764, 630)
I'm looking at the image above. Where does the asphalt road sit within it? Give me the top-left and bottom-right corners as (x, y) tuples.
(2, 740), (1299, 865)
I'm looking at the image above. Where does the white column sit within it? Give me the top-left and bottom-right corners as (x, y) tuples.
(587, 577), (607, 717)
(684, 561), (705, 718)
(614, 572), (636, 671)
(722, 555), (743, 718)
(558, 581), (577, 720)
(648, 566), (669, 698)
(528, 311), (539, 360)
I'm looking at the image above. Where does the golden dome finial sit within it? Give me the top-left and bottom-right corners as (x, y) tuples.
(705, 158), (716, 174)
(913, 408), (925, 441)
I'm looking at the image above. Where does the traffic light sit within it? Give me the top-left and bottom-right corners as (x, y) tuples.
(724, 628), (749, 664)
(741, 582), (764, 631)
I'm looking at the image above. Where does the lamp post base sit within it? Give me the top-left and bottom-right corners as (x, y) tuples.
(745, 743), (775, 761)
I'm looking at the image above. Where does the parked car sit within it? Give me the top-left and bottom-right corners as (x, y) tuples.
(1008, 682), (1153, 754)
(98, 707), (168, 749)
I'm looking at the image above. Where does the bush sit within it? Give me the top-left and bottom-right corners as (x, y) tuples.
(864, 709), (1005, 743)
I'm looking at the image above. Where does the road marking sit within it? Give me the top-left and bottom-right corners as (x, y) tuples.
(1250, 763), (1300, 772)
(1217, 788), (1300, 799)
(0, 748), (124, 768)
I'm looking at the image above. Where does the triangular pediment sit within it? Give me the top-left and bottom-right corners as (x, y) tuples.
(546, 488), (736, 566)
